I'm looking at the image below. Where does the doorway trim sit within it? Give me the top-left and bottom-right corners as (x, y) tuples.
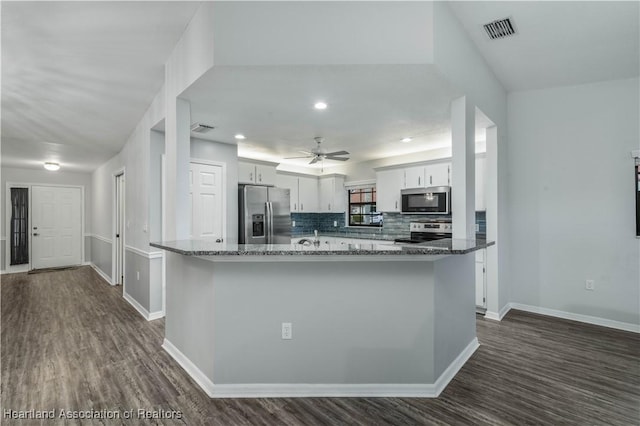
(111, 167), (126, 289)
(190, 158), (227, 244)
(3, 182), (85, 274)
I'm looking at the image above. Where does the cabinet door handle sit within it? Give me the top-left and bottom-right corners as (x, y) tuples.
(249, 172), (253, 181)
(418, 176), (421, 186)
(301, 203), (304, 211)
(259, 173), (262, 182)
(395, 200), (398, 209)
(328, 203), (331, 211)
(294, 203), (297, 211)
(33, 233), (39, 236)
(430, 175), (433, 185)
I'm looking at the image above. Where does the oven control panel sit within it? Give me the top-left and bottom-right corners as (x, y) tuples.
(409, 222), (452, 233)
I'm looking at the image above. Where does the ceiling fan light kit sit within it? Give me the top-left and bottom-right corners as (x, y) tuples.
(284, 137), (350, 165)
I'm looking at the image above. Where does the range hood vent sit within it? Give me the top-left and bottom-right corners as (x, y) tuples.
(483, 17), (516, 40)
(190, 123), (215, 133)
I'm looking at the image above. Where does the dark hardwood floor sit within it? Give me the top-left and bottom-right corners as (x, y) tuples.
(2, 266), (639, 425)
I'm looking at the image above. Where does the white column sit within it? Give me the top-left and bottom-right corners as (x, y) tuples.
(164, 97), (192, 240)
(451, 96), (475, 240)
(485, 125), (500, 318)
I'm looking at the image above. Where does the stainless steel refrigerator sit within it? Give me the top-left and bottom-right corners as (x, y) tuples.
(239, 185), (291, 244)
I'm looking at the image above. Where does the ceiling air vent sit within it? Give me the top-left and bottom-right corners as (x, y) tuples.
(483, 17), (516, 40)
(190, 123), (215, 133)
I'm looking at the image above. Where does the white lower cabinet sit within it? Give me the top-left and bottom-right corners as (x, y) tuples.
(475, 249), (486, 308)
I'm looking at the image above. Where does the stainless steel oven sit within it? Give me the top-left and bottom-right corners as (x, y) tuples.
(394, 220), (452, 244)
(401, 186), (451, 214)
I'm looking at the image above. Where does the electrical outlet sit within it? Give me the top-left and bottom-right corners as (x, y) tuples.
(585, 279), (595, 291)
(136, 271), (140, 281)
(333, 221), (338, 227)
(281, 322), (292, 340)
(292, 220), (296, 227)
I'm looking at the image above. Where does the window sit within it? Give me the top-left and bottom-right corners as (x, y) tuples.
(348, 187), (382, 227)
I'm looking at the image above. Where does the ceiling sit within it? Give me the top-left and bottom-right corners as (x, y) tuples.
(182, 65), (467, 169)
(449, 1), (640, 91)
(2, 2), (637, 174)
(1, 1), (200, 172)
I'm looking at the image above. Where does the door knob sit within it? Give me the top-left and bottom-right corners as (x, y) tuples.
(215, 238), (223, 243)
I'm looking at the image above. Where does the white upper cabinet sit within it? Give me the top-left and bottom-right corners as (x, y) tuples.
(427, 162), (451, 187)
(318, 175), (346, 212)
(297, 175), (319, 212)
(255, 164), (277, 185)
(404, 162), (450, 188)
(376, 168), (405, 212)
(404, 165), (426, 188)
(475, 156), (486, 211)
(275, 173), (300, 212)
(238, 159), (278, 186)
(238, 161), (256, 184)
(375, 157), (485, 212)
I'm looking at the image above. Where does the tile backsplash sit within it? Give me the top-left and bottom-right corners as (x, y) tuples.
(291, 211), (486, 236)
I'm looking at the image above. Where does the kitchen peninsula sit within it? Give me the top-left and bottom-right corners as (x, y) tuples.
(151, 238), (493, 398)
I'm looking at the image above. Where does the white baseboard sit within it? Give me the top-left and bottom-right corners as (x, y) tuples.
(123, 292), (161, 321)
(510, 303), (640, 333)
(163, 337), (478, 399)
(90, 263), (112, 284)
(210, 383), (439, 398)
(484, 303), (512, 321)
(148, 310), (165, 321)
(123, 292), (164, 321)
(433, 337), (479, 397)
(162, 338), (216, 397)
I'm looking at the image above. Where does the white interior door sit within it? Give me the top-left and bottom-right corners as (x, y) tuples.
(190, 162), (224, 241)
(32, 186), (82, 269)
(115, 173), (125, 285)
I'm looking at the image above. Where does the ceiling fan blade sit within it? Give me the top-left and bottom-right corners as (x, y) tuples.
(324, 150), (349, 156)
(309, 157), (320, 165)
(284, 155), (313, 159)
(325, 156), (349, 161)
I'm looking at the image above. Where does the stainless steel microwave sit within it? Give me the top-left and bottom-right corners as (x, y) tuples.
(401, 186), (451, 214)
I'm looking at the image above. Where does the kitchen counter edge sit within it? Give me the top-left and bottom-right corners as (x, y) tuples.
(150, 239), (495, 257)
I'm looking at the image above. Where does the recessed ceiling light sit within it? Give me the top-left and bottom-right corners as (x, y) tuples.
(314, 101), (328, 110)
(401, 137), (412, 143)
(234, 134), (246, 140)
(44, 162), (60, 171)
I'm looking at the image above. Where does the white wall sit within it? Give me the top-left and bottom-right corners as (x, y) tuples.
(191, 138), (239, 244)
(507, 77), (640, 326)
(211, 1), (433, 66)
(433, 2), (509, 316)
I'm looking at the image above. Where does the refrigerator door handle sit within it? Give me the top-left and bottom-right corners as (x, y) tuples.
(265, 202), (273, 243)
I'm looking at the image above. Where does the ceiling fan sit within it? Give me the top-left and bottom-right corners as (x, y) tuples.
(285, 137), (350, 165)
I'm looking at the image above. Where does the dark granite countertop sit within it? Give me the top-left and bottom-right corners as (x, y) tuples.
(150, 238), (494, 257)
